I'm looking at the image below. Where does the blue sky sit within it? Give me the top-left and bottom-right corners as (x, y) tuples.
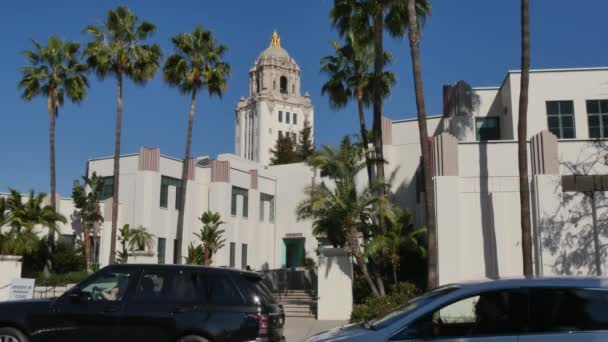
(1, 0), (607, 195)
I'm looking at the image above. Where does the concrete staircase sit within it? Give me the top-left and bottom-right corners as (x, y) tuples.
(275, 290), (317, 318)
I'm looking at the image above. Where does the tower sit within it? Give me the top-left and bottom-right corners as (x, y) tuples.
(235, 31), (314, 165)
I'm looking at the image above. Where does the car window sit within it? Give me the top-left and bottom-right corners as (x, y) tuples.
(132, 269), (203, 304)
(233, 274), (277, 305)
(532, 288), (608, 333)
(395, 289), (528, 340)
(373, 285), (460, 330)
(79, 269), (136, 302)
(202, 272), (246, 306)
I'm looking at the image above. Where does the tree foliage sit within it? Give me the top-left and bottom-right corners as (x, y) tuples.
(116, 224), (154, 264)
(193, 211), (226, 265)
(270, 134), (300, 165)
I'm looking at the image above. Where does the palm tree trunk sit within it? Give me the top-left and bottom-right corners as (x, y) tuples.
(518, 0), (533, 277)
(109, 71), (123, 265)
(406, 0), (438, 289)
(357, 89), (374, 184)
(372, 7), (386, 194)
(590, 192), (602, 275)
(45, 95), (57, 275)
(176, 88), (197, 265)
(347, 225), (380, 297)
(83, 221), (91, 272)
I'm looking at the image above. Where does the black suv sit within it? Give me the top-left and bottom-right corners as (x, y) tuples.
(0, 264), (285, 342)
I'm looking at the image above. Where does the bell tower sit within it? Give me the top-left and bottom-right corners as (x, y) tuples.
(235, 31), (314, 165)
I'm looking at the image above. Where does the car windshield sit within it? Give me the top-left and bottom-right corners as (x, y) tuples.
(370, 285), (461, 330)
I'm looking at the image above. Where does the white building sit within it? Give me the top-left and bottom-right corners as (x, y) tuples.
(235, 31), (314, 165)
(7, 29), (608, 285)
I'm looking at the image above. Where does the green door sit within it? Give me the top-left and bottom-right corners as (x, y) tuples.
(283, 238), (305, 268)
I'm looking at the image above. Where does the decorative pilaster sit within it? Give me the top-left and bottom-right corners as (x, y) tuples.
(138, 147), (160, 171)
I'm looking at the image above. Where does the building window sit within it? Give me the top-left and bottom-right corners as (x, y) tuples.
(273, 80), (276, 90)
(280, 76), (288, 94)
(278, 130), (283, 139)
(99, 176), (114, 200)
(160, 176), (183, 209)
(157, 238), (166, 264)
(231, 186), (249, 217)
(278, 111), (283, 123)
(475, 117), (500, 141)
(587, 100), (608, 138)
(293, 113), (297, 125)
(292, 84), (295, 94)
(259, 193), (275, 223)
(547, 100), (575, 139)
(58, 234), (75, 246)
(286, 112), (290, 124)
(292, 132), (297, 142)
(241, 244), (248, 269)
(229, 242), (236, 268)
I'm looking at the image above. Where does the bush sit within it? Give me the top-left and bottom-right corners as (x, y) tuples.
(22, 239), (86, 278)
(34, 271), (90, 287)
(350, 282), (421, 322)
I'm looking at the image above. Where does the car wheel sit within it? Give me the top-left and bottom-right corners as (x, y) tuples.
(0, 327), (28, 342)
(177, 335), (209, 342)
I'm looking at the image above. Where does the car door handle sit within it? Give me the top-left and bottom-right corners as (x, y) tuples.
(102, 305), (120, 313)
(171, 306), (196, 314)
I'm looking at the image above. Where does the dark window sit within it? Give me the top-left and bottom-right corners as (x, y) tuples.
(587, 100), (608, 138)
(157, 238), (166, 264)
(475, 117), (500, 141)
(547, 100), (575, 138)
(278, 111), (283, 123)
(169, 270), (201, 302)
(202, 272), (245, 305)
(531, 288), (608, 333)
(231, 186), (249, 217)
(232, 274), (277, 305)
(292, 84), (295, 94)
(99, 176), (114, 200)
(229, 242), (236, 268)
(280, 76), (288, 94)
(292, 132), (297, 142)
(286, 112), (290, 124)
(259, 193), (275, 223)
(173, 239), (179, 264)
(396, 289), (529, 340)
(160, 176), (182, 209)
(241, 244), (248, 269)
(278, 130), (283, 139)
(58, 234), (75, 246)
(78, 268), (136, 302)
(293, 113), (298, 125)
(132, 269), (168, 301)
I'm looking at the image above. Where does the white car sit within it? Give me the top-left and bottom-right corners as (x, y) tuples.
(307, 277), (608, 341)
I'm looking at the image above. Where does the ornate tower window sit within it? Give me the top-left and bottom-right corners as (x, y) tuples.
(280, 76), (288, 94)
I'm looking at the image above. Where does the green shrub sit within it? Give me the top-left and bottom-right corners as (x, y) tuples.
(34, 271), (90, 287)
(350, 282), (421, 322)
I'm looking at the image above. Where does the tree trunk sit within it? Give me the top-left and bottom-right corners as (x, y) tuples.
(357, 89), (375, 185)
(406, 0), (438, 289)
(175, 88), (197, 265)
(45, 95), (57, 275)
(347, 225), (380, 297)
(518, 0), (533, 277)
(392, 254), (399, 285)
(372, 7), (386, 194)
(83, 221), (91, 273)
(590, 192), (602, 275)
(109, 72), (123, 265)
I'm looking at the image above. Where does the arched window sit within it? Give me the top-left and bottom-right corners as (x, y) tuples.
(280, 76), (288, 94)
(273, 80), (276, 90)
(256, 78), (260, 93)
(292, 84), (295, 94)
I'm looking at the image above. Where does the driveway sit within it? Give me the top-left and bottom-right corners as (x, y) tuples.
(284, 317), (347, 341)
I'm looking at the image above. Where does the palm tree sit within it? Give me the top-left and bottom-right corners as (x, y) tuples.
(297, 136), (389, 297)
(366, 206), (426, 285)
(320, 33), (395, 184)
(163, 26), (230, 264)
(518, 0), (533, 276)
(116, 224), (154, 264)
(195, 211), (226, 265)
(330, 0), (431, 194)
(18, 36), (88, 214)
(2, 190), (65, 257)
(72, 172), (105, 272)
(84, 6), (162, 264)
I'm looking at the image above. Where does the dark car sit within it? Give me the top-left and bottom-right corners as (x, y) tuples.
(0, 264), (285, 342)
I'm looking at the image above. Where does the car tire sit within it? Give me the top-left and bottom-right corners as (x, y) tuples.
(0, 327), (29, 342)
(177, 335), (209, 342)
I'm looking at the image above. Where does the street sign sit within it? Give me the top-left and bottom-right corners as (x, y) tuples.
(8, 278), (35, 301)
